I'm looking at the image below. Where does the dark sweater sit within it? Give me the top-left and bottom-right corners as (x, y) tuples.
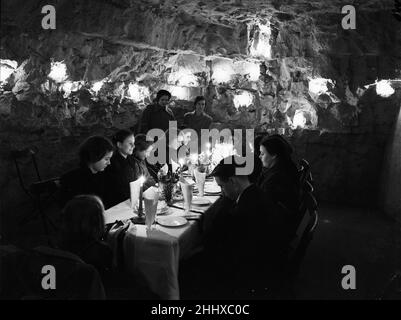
(139, 103), (175, 134)
(59, 166), (108, 208)
(59, 239), (113, 285)
(204, 184), (287, 292)
(104, 152), (156, 208)
(257, 161), (301, 237)
(183, 111), (213, 136)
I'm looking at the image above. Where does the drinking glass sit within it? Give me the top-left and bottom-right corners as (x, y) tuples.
(194, 169), (206, 197)
(180, 182), (193, 214)
(144, 191), (159, 229)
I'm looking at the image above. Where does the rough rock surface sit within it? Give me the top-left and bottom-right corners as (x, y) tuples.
(0, 0), (400, 217)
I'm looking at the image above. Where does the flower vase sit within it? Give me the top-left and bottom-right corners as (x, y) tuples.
(160, 181), (175, 206)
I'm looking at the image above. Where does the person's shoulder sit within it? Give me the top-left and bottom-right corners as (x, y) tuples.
(110, 152), (124, 165)
(143, 103), (156, 113)
(204, 113), (213, 121)
(127, 154), (141, 167)
(94, 240), (113, 254)
(247, 184), (264, 197)
(105, 154), (121, 172)
(61, 167), (87, 182)
(184, 111), (195, 118)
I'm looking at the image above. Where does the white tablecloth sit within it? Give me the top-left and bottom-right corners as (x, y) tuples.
(104, 193), (219, 300)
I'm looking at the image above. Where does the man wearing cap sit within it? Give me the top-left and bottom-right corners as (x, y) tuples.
(201, 155), (288, 298)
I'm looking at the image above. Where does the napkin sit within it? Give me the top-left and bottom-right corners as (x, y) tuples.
(171, 159), (180, 172)
(179, 180), (193, 204)
(160, 164), (168, 175)
(143, 186), (159, 200)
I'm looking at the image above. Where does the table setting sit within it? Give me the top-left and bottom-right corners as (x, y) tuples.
(102, 147), (231, 299)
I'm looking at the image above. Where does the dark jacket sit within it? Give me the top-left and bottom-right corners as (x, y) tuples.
(249, 155), (263, 183)
(104, 152), (156, 208)
(59, 239), (113, 285)
(131, 155), (156, 190)
(257, 161), (301, 237)
(183, 111), (213, 136)
(59, 166), (108, 208)
(204, 184), (287, 293)
(139, 103), (175, 134)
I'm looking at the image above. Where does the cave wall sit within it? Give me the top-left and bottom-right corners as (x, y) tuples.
(380, 105), (401, 222)
(1, 0), (400, 216)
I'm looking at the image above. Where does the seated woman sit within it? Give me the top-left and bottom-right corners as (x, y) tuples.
(131, 134), (156, 189)
(155, 127), (184, 173)
(257, 135), (301, 238)
(104, 130), (155, 208)
(59, 136), (114, 209)
(59, 194), (157, 299)
(58, 195), (113, 283)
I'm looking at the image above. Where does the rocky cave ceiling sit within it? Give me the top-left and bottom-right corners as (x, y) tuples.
(0, 0), (400, 134)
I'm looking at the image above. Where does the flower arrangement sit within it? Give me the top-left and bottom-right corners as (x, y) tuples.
(157, 164), (181, 204)
(183, 141), (238, 174)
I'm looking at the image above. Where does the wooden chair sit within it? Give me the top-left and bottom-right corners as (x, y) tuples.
(0, 245), (106, 300)
(289, 160), (318, 276)
(11, 147), (60, 238)
(274, 160), (318, 298)
(289, 189), (318, 275)
(298, 159), (312, 186)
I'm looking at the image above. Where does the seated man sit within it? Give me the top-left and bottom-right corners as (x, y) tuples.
(201, 156), (288, 298)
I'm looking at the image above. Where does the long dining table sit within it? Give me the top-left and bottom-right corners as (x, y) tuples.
(103, 180), (220, 300)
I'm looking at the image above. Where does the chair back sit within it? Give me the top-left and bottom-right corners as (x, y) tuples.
(296, 159), (315, 230)
(286, 159), (318, 276)
(299, 159), (313, 190)
(1, 245), (106, 300)
(11, 147), (60, 197)
(11, 147), (41, 197)
(288, 190), (318, 276)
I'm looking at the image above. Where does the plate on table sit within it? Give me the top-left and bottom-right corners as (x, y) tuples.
(204, 183), (221, 194)
(192, 196), (211, 206)
(157, 206), (170, 215)
(157, 216), (187, 227)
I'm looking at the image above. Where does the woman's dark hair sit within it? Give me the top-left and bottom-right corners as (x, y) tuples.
(112, 129), (134, 145)
(134, 133), (152, 152)
(60, 195), (105, 243)
(254, 134), (265, 157)
(260, 135), (298, 180)
(79, 136), (114, 167)
(267, 134), (293, 155)
(155, 90), (171, 102)
(260, 135), (293, 159)
(193, 96), (206, 107)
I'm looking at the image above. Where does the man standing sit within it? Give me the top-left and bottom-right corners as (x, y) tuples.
(183, 96), (213, 137)
(139, 90), (175, 134)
